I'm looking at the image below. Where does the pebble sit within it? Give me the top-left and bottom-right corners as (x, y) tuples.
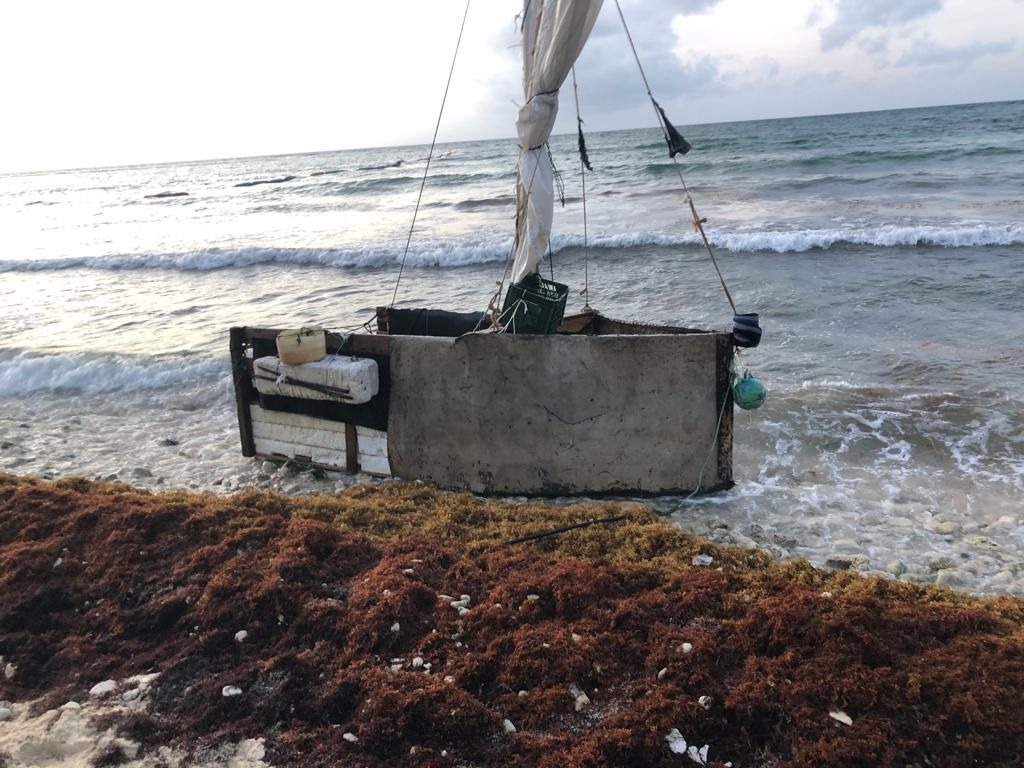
(526, 594), (540, 601)
(412, 657), (424, 668)
(692, 554), (714, 567)
(927, 520), (961, 535)
(678, 642), (693, 654)
(665, 728), (688, 754)
(130, 467), (153, 478)
(222, 685), (243, 697)
(0, 706), (11, 721)
(235, 630), (249, 643)
(4, 663), (16, 680)
(698, 695), (713, 710)
(342, 732), (359, 743)
(260, 461), (276, 474)
(518, 690), (528, 697)
(568, 683), (590, 712)
(886, 559), (907, 576)
(657, 667), (668, 680)
(824, 554), (868, 571)
(929, 556), (957, 572)
(390, 622), (401, 633)
(444, 675), (456, 684)
(936, 568), (966, 587)
(503, 718), (517, 734)
(828, 709), (853, 726)
(89, 680), (117, 697)
(571, 633), (583, 644)
(122, 688), (141, 702)
(403, 568), (415, 576)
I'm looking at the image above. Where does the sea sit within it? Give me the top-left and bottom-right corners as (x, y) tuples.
(2, 100), (1022, 593)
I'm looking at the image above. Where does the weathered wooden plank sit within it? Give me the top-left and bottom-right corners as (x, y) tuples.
(345, 423), (359, 473)
(250, 405), (349, 434)
(358, 454), (392, 477)
(252, 420), (349, 452)
(230, 327), (256, 457)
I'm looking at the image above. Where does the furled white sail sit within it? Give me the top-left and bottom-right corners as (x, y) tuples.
(510, 0), (603, 284)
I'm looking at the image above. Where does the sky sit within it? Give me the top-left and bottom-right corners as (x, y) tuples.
(1, 0), (1021, 173)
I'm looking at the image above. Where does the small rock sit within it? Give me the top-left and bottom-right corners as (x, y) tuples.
(130, 467), (153, 478)
(886, 559), (907, 576)
(460, 594), (471, 604)
(444, 675), (456, 684)
(657, 667), (668, 680)
(568, 683), (590, 712)
(687, 744), (709, 765)
(526, 594), (540, 602)
(936, 568), (965, 587)
(698, 695), (712, 710)
(4, 663), (16, 680)
(829, 709), (853, 726)
(0, 706), (11, 721)
(692, 554), (714, 567)
(89, 680), (117, 697)
(678, 642), (693, 654)
(342, 732), (358, 743)
(825, 554), (868, 571)
(665, 728), (687, 754)
(403, 568), (415, 576)
(927, 520), (961, 535)
(964, 535), (999, 550)
(928, 555), (956, 572)
(122, 688), (141, 702)
(235, 630), (249, 643)
(222, 685), (243, 697)
(571, 633), (583, 644)
(441, 750), (448, 757)
(390, 622), (401, 633)
(412, 657), (424, 668)
(53, 557), (63, 568)
(518, 690), (528, 697)
(158, 438), (179, 446)
(260, 461), (277, 474)
(503, 718), (517, 734)
(458, 607), (470, 617)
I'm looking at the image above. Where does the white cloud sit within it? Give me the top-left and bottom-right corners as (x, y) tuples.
(0, 0), (1021, 172)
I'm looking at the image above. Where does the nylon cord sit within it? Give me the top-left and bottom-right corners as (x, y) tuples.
(389, 0), (472, 308)
(571, 66), (591, 311)
(613, 0), (737, 316)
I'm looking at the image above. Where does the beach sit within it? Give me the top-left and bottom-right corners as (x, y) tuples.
(2, 101), (1023, 595)
(1, 475), (1022, 767)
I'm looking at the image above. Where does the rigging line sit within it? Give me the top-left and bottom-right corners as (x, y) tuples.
(672, 159), (736, 314)
(389, 0), (472, 309)
(570, 66), (591, 310)
(613, 0), (737, 316)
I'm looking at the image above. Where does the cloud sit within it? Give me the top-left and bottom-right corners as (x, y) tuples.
(896, 37), (1015, 67)
(819, 0), (944, 50)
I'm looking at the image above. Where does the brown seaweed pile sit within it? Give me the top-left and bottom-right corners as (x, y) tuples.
(1, 473), (1022, 767)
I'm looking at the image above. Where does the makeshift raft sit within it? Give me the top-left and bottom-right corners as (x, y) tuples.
(230, 309), (734, 496)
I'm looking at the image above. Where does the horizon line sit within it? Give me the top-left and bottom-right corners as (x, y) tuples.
(3, 97), (1020, 177)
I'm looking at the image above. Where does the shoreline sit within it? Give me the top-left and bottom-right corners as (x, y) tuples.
(1, 474), (1022, 767)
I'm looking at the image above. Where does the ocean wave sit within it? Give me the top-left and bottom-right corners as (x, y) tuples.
(2, 224), (1021, 273)
(0, 351), (227, 397)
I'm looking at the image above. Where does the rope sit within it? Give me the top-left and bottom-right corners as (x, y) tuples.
(389, 0), (472, 309)
(502, 514), (628, 546)
(571, 66), (591, 311)
(612, 0), (737, 316)
(683, 373), (733, 501)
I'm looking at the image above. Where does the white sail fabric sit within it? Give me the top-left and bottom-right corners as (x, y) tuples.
(510, 0), (603, 284)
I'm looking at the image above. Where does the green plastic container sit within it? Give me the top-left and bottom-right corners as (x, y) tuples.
(498, 274), (569, 334)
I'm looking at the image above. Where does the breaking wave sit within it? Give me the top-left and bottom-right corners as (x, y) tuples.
(2, 224), (1021, 273)
(0, 350), (227, 397)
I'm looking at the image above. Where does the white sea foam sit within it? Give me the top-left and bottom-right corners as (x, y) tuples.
(0, 351), (227, 397)
(1, 224), (1020, 273)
